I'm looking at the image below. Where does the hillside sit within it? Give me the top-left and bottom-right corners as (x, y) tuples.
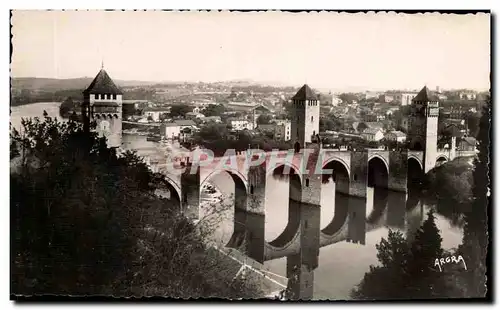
(11, 77), (155, 92)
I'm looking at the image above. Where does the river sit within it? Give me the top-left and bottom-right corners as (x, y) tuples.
(10, 102), (464, 300)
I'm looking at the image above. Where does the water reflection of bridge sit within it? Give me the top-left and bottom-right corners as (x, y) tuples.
(143, 146), (475, 300)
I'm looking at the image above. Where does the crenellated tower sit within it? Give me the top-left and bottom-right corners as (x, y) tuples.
(82, 68), (123, 148)
(408, 86), (440, 173)
(290, 84), (320, 150)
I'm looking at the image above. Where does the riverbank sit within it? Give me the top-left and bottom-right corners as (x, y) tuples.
(422, 156), (475, 226)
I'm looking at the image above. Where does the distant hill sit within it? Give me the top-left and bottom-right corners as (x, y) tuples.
(11, 77), (156, 92)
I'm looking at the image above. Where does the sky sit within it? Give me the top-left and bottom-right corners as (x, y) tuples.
(11, 10), (491, 92)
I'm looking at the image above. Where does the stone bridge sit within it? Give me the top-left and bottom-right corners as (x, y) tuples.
(144, 144), (476, 299)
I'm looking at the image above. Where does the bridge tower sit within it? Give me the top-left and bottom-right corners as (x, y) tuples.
(407, 86), (440, 173)
(82, 67), (123, 148)
(290, 84), (320, 150)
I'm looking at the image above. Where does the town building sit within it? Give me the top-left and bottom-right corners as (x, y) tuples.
(200, 116), (222, 123)
(385, 130), (407, 143)
(361, 127), (384, 142)
(143, 106), (171, 122)
(228, 117), (253, 131)
(459, 91), (477, 100)
(122, 99), (154, 110)
(401, 92), (418, 106)
(458, 137), (477, 151)
(223, 101), (260, 113)
(82, 68), (123, 148)
(274, 119), (291, 141)
(160, 119), (197, 140)
(379, 93), (395, 103)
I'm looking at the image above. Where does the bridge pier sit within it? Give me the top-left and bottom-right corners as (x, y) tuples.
(285, 148), (321, 300)
(285, 202), (320, 300)
(347, 151), (367, 244)
(181, 165), (200, 220)
(386, 191), (407, 229)
(388, 151), (408, 193)
(240, 164), (267, 263)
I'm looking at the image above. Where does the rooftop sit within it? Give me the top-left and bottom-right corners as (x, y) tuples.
(388, 130), (406, 137)
(292, 84), (319, 101)
(363, 127), (383, 135)
(413, 86), (439, 103)
(144, 106), (171, 112)
(84, 69), (123, 95)
(162, 119), (197, 127)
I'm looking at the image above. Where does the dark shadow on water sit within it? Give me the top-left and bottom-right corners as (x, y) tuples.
(268, 197), (301, 248)
(321, 192), (349, 236)
(366, 187), (389, 225)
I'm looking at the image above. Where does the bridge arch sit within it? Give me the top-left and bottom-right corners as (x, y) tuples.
(367, 154), (389, 176)
(322, 156), (351, 180)
(407, 157), (424, 190)
(321, 159), (351, 237)
(267, 170), (302, 249)
(199, 168), (249, 251)
(267, 162), (303, 185)
(436, 155), (449, 166)
(367, 156), (389, 222)
(155, 175), (182, 208)
(407, 154), (423, 171)
(201, 168), (249, 194)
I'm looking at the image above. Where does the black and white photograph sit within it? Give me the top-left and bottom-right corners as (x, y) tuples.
(9, 9), (491, 301)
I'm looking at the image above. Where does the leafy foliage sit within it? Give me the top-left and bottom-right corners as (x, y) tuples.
(201, 104), (227, 117)
(457, 96), (489, 297)
(169, 104), (193, 118)
(10, 114), (262, 298)
(352, 210), (463, 300)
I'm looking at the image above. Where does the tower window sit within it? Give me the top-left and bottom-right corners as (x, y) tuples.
(311, 116), (313, 122)
(306, 178), (310, 187)
(95, 94), (100, 100)
(113, 94), (117, 100)
(107, 94), (111, 100)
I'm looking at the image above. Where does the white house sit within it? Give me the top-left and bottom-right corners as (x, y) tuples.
(385, 130), (407, 143)
(401, 93), (418, 106)
(228, 118), (253, 131)
(274, 119), (292, 141)
(160, 119), (197, 140)
(144, 107), (170, 122)
(161, 123), (181, 140)
(361, 127), (384, 142)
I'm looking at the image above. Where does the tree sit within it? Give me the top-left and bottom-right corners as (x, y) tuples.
(10, 114), (262, 298)
(351, 230), (410, 300)
(256, 114), (272, 125)
(465, 111), (481, 138)
(458, 96), (489, 297)
(406, 210), (447, 298)
(202, 104), (226, 117)
(170, 104), (192, 118)
(352, 210), (461, 300)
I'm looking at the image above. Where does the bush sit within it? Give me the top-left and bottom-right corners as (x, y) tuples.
(10, 114), (262, 298)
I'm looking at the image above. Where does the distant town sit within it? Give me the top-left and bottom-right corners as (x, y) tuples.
(11, 75), (486, 160)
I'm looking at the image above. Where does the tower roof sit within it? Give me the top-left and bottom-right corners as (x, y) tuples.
(413, 86), (439, 102)
(292, 84), (318, 101)
(83, 69), (123, 95)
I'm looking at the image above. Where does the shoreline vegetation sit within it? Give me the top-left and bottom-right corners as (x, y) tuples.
(10, 115), (265, 298)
